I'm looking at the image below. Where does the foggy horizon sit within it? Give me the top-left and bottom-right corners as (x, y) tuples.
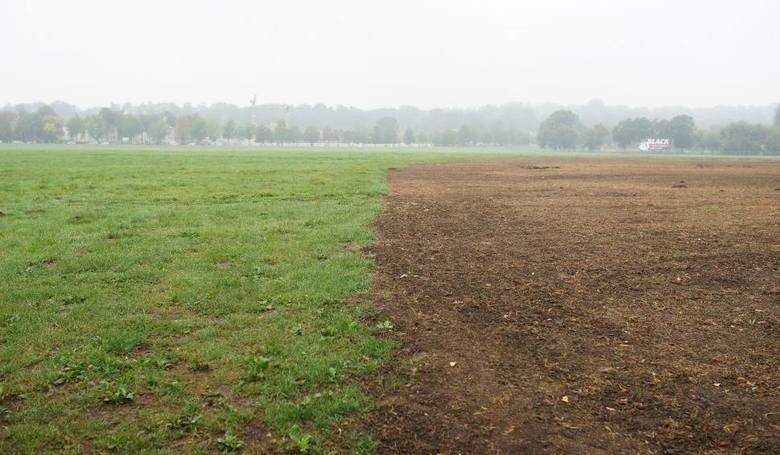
(2, 0), (778, 110)
(4, 98), (779, 113)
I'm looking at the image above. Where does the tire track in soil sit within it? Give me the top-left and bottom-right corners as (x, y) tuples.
(363, 157), (780, 454)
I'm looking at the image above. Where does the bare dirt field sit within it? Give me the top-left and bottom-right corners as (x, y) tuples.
(365, 157), (779, 454)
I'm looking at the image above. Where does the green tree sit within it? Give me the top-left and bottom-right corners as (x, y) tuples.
(36, 105), (56, 117)
(537, 110), (581, 149)
(772, 101), (780, 155)
(653, 119), (671, 138)
(774, 104), (780, 128)
(41, 115), (63, 142)
(342, 128), (370, 143)
(584, 123), (609, 150)
(0, 111), (18, 142)
(490, 122), (509, 145)
(432, 129), (458, 146)
(457, 124), (477, 145)
(287, 126), (302, 143)
(223, 120), (237, 141)
(322, 127), (338, 142)
(205, 119), (222, 141)
(508, 129), (531, 146)
(222, 120), (238, 141)
(273, 120), (289, 143)
(66, 115), (84, 142)
(191, 115), (208, 142)
(15, 111), (44, 142)
(694, 129), (722, 151)
(667, 115), (695, 149)
(255, 125), (273, 143)
(403, 127), (415, 145)
(98, 108), (122, 142)
(118, 114), (142, 141)
(242, 124), (254, 143)
(85, 115), (107, 142)
(372, 117), (399, 144)
(765, 128), (780, 154)
(136, 114), (156, 143)
(174, 116), (193, 144)
(163, 111), (177, 127)
(612, 117), (654, 148)
(303, 126), (320, 144)
(720, 122), (771, 154)
(148, 119), (169, 144)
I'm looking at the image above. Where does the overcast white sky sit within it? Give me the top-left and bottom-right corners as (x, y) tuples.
(1, 0), (778, 109)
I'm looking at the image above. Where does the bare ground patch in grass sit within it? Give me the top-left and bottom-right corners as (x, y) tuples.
(365, 157), (779, 453)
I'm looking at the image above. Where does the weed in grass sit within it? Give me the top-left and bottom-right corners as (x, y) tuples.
(327, 366), (339, 382)
(319, 326), (338, 338)
(162, 381), (184, 396)
(52, 364), (85, 386)
(2, 314), (20, 328)
(204, 392), (235, 412)
(217, 429), (244, 452)
(245, 356), (273, 382)
(189, 360), (211, 373)
(320, 294), (340, 305)
(61, 294), (87, 305)
(256, 300), (274, 313)
(0, 384), (7, 421)
(100, 381), (135, 404)
(144, 353), (175, 370)
(106, 434), (127, 451)
(349, 430), (379, 454)
(89, 353), (134, 377)
(287, 424), (312, 453)
(375, 319), (394, 330)
(168, 412), (202, 432)
(105, 333), (146, 355)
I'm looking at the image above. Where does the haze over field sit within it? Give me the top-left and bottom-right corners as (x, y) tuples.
(1, 2), (780, 453)
(1, 0), (778, 109)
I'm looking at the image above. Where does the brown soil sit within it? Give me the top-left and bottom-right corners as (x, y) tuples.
(364, 157), (780, 454)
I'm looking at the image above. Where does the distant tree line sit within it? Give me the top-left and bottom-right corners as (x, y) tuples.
(1, 102), (778, 154)
(535, 106), (780, 154)
(0, 101), (543, 146)
(6, 99), (774, 130)
(0, 107), (531, 147)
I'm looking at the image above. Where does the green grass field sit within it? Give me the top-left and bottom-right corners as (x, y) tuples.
(0, 147), (509, 453)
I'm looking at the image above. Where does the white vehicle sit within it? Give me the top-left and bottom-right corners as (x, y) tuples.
(638, 138), (672, 152)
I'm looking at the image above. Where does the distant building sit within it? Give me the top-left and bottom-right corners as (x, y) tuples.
(638, 138), (671, 152)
